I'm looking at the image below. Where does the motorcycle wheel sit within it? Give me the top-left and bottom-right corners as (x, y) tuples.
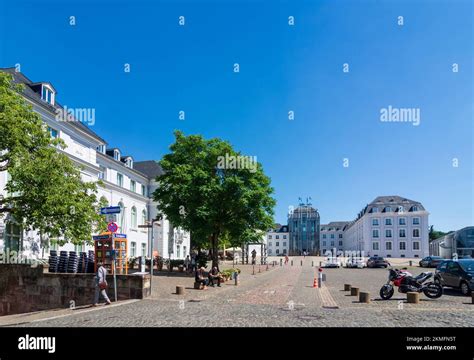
(379, 285), (394, 300)
(423, 283), (443, 299)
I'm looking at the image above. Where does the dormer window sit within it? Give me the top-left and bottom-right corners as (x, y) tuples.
(371, 207), (379, 213)
(383, 206), (392, 213)
(411, 206), (419, 212)
(41, 85), (55, 105)
(125, 158), (133, 168)
(97, 145), (106, 154)
(114, 150), (120, 161)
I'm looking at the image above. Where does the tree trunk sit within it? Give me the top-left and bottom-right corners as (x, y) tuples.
(211, 232), (220, 271)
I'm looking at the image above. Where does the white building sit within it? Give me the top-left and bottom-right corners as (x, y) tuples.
(320, 222), (349, 255)
(343, 196), (429, 258)
(0, 68), (190, 260)
(267, 224), (289, 256)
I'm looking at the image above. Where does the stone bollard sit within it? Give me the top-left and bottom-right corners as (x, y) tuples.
(319, 261), (322, 267)
(359, 292), (370, 303)
(234, 272), (239, 286)
(471, 294), (474, 304)
(301, 260), (303, 266)
(280, 259), (282, 267)
(344, 284), (352, 291)
(407, 292), (420, 304)
(252, 265), (255, 275)
(409, 260), (413, 266)
(312, 261), (314, 267)
(176, 285), (185, 295)
(350, 287), (360, 296)
(291, 260), (293, 266)
(259, 265), (261, 273)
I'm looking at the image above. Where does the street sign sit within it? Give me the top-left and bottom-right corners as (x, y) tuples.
(100, 206), (121, 215)
(93, 235), (110, 241)
(105, 214), (117, 223)
(113, 233), (127, 239)
(107, 222), (118, 233)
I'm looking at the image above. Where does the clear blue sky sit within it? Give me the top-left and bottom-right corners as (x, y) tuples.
(1, 0), (472, 232)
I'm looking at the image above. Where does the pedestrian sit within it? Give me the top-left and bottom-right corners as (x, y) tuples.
(93, 261), (111, 306)
(190, 253), (197, 273)
(251, 249), (257, 265)
(284, 255), (289, 265)
(184, 255), (191, 273)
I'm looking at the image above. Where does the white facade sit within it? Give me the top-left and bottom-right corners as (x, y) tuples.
(343, 197), (430, 258)
(266, 225), (289, 256)
(0, 68), (190, 260)
(320, 222), (348, 255)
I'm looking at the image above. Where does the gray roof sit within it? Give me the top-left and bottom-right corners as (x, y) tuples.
(134, 161), (164, 179)
(365, 195), (425, 214)
(1, 67), (106, 144)
(321, 221), (350, 231)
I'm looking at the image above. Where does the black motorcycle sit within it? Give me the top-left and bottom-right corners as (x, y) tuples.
(379, 268), (443, 300)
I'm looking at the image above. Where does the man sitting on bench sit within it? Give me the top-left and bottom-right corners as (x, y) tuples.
(195, 267), (209, 289)
(208, 266), (222, 287)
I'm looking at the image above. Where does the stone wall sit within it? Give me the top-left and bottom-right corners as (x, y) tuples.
(0, 264), (150, 316)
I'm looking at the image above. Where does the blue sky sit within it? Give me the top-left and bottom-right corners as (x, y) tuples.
(1, 0), (472, 231)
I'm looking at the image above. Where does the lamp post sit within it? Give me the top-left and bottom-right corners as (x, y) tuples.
(138, 218), (160, 294)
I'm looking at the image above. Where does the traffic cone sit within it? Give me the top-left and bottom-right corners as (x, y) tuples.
(313, 278), (318, 288)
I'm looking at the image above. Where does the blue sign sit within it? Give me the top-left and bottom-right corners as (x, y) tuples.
(100, 206), (121, 215)
(93, 235), (110, 241)
(107, 222), (118, 233)
(113, 233), (127, 239)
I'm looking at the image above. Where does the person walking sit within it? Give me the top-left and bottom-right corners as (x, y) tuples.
(190, 254), (197, 273)
(93, 261), (111, 306)
(184, 255), (191, 273)
(284, 255), (289, 265)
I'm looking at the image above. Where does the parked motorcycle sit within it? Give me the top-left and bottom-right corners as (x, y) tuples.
(379, 268), (443, 300)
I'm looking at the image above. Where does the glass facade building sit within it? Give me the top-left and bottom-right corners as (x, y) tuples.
(288, 203), (320, 255)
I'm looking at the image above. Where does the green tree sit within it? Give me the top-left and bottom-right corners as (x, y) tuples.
(429, 225), (450, 241)
(0, 71), (105, 246)
(153, 131), (275, 269)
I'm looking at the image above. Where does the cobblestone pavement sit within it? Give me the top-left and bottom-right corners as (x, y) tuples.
(4, 257), (474, 327)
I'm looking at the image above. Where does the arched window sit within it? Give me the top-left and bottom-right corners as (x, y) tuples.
(142, 209), (147, 225)
(131, 206), (137, 229)
(117, 202), (125, 230)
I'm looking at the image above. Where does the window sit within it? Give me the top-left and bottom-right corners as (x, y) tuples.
(322, 241), (326, 246)
(385, 229), (392, 238)
(330, 241), (335, 247)
(141, 185), (147, 197)
(276, 235), (279, 239)
(413, 217), (420, 225)
(283, 249), (287, 254)
(413, 242), (420, 250)
(276, 242), (279, 246)
(268, 249), (272, 255)
(130, 180), (136, 192)
(385, 218), (392, 226)
(276, 249), (280, 254)
(47, 126), (58, 139)
(372, 218), (379, 226)
(98, 166), (106, 180)
(283, 242), (286, 247)
(114, 150), (120, 161)
(183, 246), (187, 256)
(142, 243), (147, 257)
(331, 234), (335, 239)
(372, 242), (379, 251)
(283, 235), (287, 239)
(399, 218), (406, 226)
(131, 207), (137, 228)
(412, 206), (419, 212)
(268, 242), (272, 247)
(4, 221), (22, 252)
(339, 241), (343, 246)
(117, 173), (123, 187)
(117, 202), (125, 229)
(386, 242), (392, 250)
(41, 86), (54, 104)
(339, 234), (343, 238)
(126, 158), (133, 168)
(399, 229), (406, 238)
(413, 229), (420, 238)
(399, 242), (406, 250)
(372, 207), (379, 213)
(176, 245), (180, 258)
(268, 235), (272, 239)
(142, 209), (147, 225)
(323, 234), (326, 239)
(372, 229), (379, 238)
(131, 242), (137, 257)
(384, 206), (391, 212)
(97, 145), (106, 154)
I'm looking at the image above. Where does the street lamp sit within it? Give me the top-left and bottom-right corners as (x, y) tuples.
(138, 218), (160, 294)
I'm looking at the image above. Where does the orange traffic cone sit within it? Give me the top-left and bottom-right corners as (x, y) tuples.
(313, 278), (318, 288)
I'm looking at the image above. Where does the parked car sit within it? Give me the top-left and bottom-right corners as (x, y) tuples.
(434, 259), (474, 295)
(323, 257), (341, 268)
(345, 257), (366, 268)
(367, 256), (390, 268)
(419, 256), (444, 268)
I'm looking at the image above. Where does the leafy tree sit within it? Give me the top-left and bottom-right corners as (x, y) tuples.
(153, 131), (275, 269)
(0, 71), (104, 247)
(429, 225), (449, 241)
